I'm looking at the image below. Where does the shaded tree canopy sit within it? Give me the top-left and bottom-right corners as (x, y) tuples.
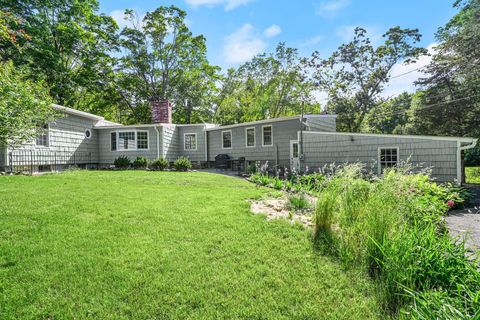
(306, 27), (426, 132)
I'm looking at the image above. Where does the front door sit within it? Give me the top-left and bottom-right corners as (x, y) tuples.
(290, 140), (300, 172)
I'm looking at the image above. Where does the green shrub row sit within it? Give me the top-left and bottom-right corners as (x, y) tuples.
(312, 165), (479, 319)
(113, 156), (192, 171)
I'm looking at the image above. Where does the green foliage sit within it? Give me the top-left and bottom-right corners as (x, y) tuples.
(173, 156), (192, 171)
(306, 27), (426, 132)
(215, 43), (317, 125)
(0, 171), (382, 318)
(132, 156), (149, 169)
(288, 193), (310, 211)
(312, 164), (479, 317)
(0, 61), (57, 147)
(117, 6), (220, 124)
(114, 155), (131, 169)
(465, 145), (480, 166)
(150, 158), (169, 171)
(1, 0), (119, 116)
(466, 167), (480, 184)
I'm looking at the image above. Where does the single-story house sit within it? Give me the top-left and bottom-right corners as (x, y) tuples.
(0, 103), (477, 183)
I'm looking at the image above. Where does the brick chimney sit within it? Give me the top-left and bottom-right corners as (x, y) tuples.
(150, 99), (172, 124)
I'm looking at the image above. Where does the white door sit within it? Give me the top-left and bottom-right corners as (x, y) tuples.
(290, 140), (300, 172)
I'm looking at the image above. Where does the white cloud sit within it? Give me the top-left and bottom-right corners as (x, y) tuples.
(382, 43), (436, 98)
(263, 25), (281, 38)
(223, 23), (267, 64)
(185, 0), (252, 11)
(300, 35), (324, 47)
(316, 0), (350, 17)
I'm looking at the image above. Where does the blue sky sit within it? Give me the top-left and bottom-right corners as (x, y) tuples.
(100, 0), (458, 97)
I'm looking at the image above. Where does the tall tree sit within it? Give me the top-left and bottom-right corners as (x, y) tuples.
(215, 43), (316, 125)
(116, 6), (220, 124)
(0, 0), (118, 113)
(0, 61), (57, 148)
(411, 0), (480, 138)
(307, 27), (426, 132)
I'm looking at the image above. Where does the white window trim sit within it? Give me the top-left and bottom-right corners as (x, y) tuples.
(110, 131), (117, 152)
(184, 133), (198, 151)
(111, 130), (150, 152)
(221, 130), (232, 149)
(377, 146), (399, 175)
(245, 127), (255, 148)
(262, 125), (273, 147)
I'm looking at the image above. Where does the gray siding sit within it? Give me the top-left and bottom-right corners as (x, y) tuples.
(302, 132), (458, 182)
(178, 126), (207, 162)
(306, 116), (336, 132)
(162, 125), (179, 162)
(98, 127), (160, 164)
(207, 119), (301, 168)
(6, 113), (100, 166)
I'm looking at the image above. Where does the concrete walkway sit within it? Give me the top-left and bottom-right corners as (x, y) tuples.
(445, 185), (480, 253)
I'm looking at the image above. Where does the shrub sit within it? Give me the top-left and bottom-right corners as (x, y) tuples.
(151, 158), (169, 171)
(173, 156), (192, 172)
(288, 193), (310, 211)
(272, 177), (283, 190)
(312, 164), (479, 317)
(132, 156), (149, 169)
(113, 155), (130, 169)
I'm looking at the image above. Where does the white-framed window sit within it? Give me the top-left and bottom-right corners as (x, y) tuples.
(245, 127), (255, 147)
(378, 147), (399, 174)
(111, 130), (149, 151)
(262, 125), (273, 147)
(184, 133), (197, 150)
(222, 130), (232, 149)
(36, 124), (49, 147)
(136, 131), (148, 149)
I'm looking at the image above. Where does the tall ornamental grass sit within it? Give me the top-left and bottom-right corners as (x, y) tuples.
(313, 164), (480, 319)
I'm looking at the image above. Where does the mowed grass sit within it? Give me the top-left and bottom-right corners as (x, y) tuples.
(0, 171), (380, 319)
(466, 166), (480, 184)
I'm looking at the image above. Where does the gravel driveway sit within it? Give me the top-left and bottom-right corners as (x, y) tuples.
(445, 185), (480, 252)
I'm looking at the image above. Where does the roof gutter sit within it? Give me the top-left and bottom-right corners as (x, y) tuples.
(456, 138), (478, 184)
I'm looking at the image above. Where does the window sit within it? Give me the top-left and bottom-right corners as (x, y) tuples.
(85, 129), (92, 139)
(137, 131), (148, 150)
(110, 132), (117, 151)
(379, 147), (399, 174)
(222, 130), (232, 149)
(292, 143), (299, 158)
(184, 133), (197, 150)
(36, 124), (49, 147)
(111, 130), (149, 151)
(118, 132), (136, 150)
(262, 125), (272, 146)
(246, 127), (255, 147)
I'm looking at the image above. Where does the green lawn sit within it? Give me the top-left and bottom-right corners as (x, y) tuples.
(466, 166), (480, 184)
(0, 171), (380, 319)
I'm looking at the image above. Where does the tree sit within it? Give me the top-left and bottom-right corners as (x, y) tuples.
(116, 6), (220, 124)
(0, 10), (30, 56)
(0, 61), (57, 148)
(307, 27), (426, 132)
(361, 92), (413, 134)
(0, 0), (119, 113)
(215, 43), (316, 125)
(411, 0), (480, 138)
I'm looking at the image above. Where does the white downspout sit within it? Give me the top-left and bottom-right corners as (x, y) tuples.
(154, 125), (161, 159)
(456, 138), (478, 184)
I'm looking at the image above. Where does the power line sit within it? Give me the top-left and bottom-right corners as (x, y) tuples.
(373, 93), (480, 119)
(389, 65), (428, 79)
